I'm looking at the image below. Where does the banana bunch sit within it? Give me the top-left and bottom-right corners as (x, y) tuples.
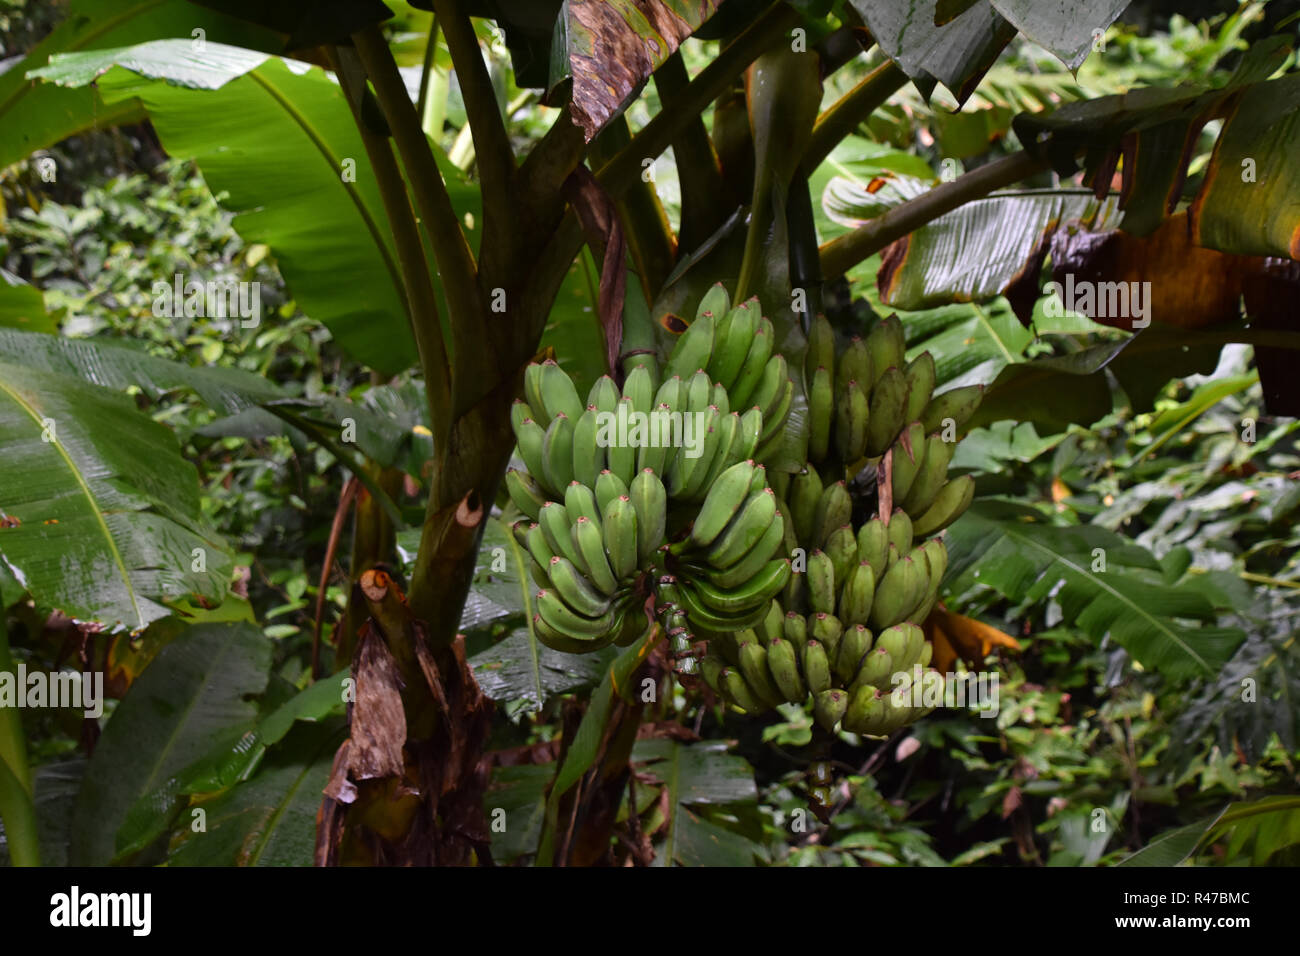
(664, 284), (794, 464)
(510, 469), (669, 653)
(803, 313), (983, 488)
(698, 600), (942, 736)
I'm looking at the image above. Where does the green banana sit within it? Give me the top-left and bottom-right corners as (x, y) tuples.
(837, 560), (876, 627)
(691, 410), (741, 499)
(513, 416), (549, 492)
(814, 481), (853, 550)
(720, 666), (764, 713)
(692, 512), (785, 589)
(674, 579), (772, 631)
(595, 470), (628, 514)
(835, 623), (872, 684)
(654, 374), (686, 414)
(733, 407), (764, 463)
(789, 465), (823, 546)
(622, 364), (653, 417)
(814, 688), (849, 732)
(806, 313), (836, 381)
(506, 469), (547, 521)
(536, 586), (613, 638)
(810, 611), (842, 662)
(911, 474), (975, 537)
(588, 374), (621, 415)
(669, 404), (719, 499)
(757, 375), (794, 447)
(629, 469), (667, 568)
(834, 378), (870, 463)
(665, 309), (715, 381)
(729, 318), (775, 410)
(538, 359), (583, 423)
(565, 480), (602, 528)
(539, 500), (586, 573)
(548, 548), (616, 616)
(696, 283), (730, 323)
(890, 422), (926, 505)
(688, 558), (791, 614)
(886, 509), (913, 556)
(748, 352), (788, 420)
(783, 611), (808, 654)
(710, 299), (759, 390)
(524, 363), (548, 423)
(826, 525), (858, 589)
(920, 384), (984, 437)
(542, 413), (576, 491)
(511, 398), (534, 435)
(571, 407), (603, 489)
(526, 522), (555, 571)
(865, 366), (909, 458)
(901, 433), (954, 516)
(572, 515), (618, 594)
(864, 315), (905, 385)
(710, 383), (731, 418)
(766, 636), (806, 702)
(605, 398), (637, 485)
(802, 639), (832, 695)
(808, 365), (834, 463)
(690, 459), (756, 547)
(838, 337), (873, 396)
(844, 685), (885, 736)
(533, 610), (612, 654)
(806, 548), (836, 615)
(637, 404), (671, 477)
(870, 555), (926, 630)
(853, 646), (894, 691)
(903, 351), (936, 425)
(738, 640), (784, 708)
(603, 495), (638, 580)
(759, 600), (784, 645)
(699, 654), (727, 695)
(686, 369), (713, 414)
(856, 517), (889, 577)
(706, 488), (779, 569)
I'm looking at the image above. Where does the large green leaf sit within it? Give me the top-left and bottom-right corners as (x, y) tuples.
(69, 622), (272, 865)
(0, 361), (232, 631)
(163, 720), (344, 866)
(632, 738), (761, 866)
(0, 0), (279, 169)
(31, 40), (417, 374)
(470, 628), (617, 713)
(988, 1), (1128, 71)
(946, 499), (1246, 680)
(482, 763), (551, 864)
(0, 274), (55, 334)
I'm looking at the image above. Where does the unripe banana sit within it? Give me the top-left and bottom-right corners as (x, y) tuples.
(756, 377), (795, 450)
(688, 558), (790, 614)
(834, 379), (870, 463)
(690, 459), (756, 548)
(539, 500), (585, 572)
(748, 352), (787, 421)
(699, 654), (727, 695)
(766, 636), (806, 702)
(541, 413), (575, 491)
(686, 369), (713, 414)
(874, 624), (915, 678)
(802, 639), (832, 695)
(838, 337), (873, 396)
(806, 548), (836, 614)
(890, 422), (926, 505)
(789, 465), (823, 546)
(837, 560), (876, 627)
(911, 474), (975, 537)
(600, 496), (637, 580)
(710, 299), (759, 390)
(810, 611), (842, 662)
(901, 433), (954, 516)
(738, 640), (784, 708)
(729, 318), (775, 411)
(864, 315), (905, 385)
(733, 407), (764, 463)
(825, 525), (858, 590)
(696, 283), (731, 323)
(783, 611), (808, 654)
(544, 553), (612, 618)
(654, 374), (686, 414)
(903, 351), (936, 425)
(813, 481), (852, 550)
(871, 555), (925, 630)
(720, 666), (764, 713)
(526, 522), (555, 571)
(513, 417), (549, 492)
(571, 515), (617, 595)
(506, 469), (547, 521)
(808, 365), (834, 463)
(759, 599), (785, 645)
(805, 313), (836, 381)
(865, 366), (909, 458)
(693, 512), (785, 589)
(814, 688), (849, 732)
(747, 461), (769, 498)
(706, 488), (779, 569)
(588, 374), (621, 414)
(853, 646), (894, 691)
(570, 407), (603, 488)
(564, 480), (602, 528)
(670, 404), (719, 499)
(538, 359), (583, 423)
(769, 467), (790, 501)
(595, 470), (628, 514)
(920, 384), (984, 437)
(533, 609), (611, 654)
(856, 516), (889, 577)
(637, 404), (672, 477)
(537, 586), (613, 637)
(511, 398), (534, 435)
(835, 623), (874, 684)
(886, 508), (912, 556)
(710, 383), (731, 417)
(524, 363), (548, 423)
(665, 310), (716, 381)
(844, 685), (885, 736)
(602, 397), (637, 485)
(693, 411), (742, 498)
(629, 468), (667, 568)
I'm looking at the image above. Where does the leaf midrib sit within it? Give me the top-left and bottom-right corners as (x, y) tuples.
(0, 375), (143, 629)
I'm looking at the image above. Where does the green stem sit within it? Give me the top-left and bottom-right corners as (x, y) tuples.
(0, 610), (38, 866)
(819, 150), (1049, 278)
(803, 59), (908, 172)
(332, 45), (452, 446)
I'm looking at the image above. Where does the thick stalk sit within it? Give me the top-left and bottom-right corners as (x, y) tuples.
(819, 150), (1049, 277)
(803, 60), (908, 172)
(654, 52), (727, 252)
(332, 46), (452, 444)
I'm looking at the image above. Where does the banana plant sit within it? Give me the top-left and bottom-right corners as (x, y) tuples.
(3, 0), (1298, 866)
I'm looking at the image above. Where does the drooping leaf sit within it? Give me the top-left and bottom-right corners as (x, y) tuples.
(987, 0), (1128, 71)
(1116, 813), (1222, 867)
(0, 361), (233, 631)
(31, 40), (418, 374)
(470, 628), (617, 712)
(69, 622), (272, 865)
(946, 499), (1246, 680)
